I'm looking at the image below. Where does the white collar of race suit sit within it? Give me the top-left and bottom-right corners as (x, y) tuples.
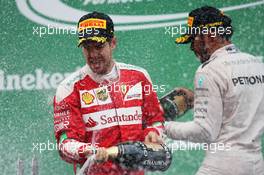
(84, 61), (120, 85)
(203, 44), (239, 65)
(210, 44), (239, 60)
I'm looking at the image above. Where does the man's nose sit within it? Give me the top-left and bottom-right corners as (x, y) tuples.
(89, 49), (100, 58)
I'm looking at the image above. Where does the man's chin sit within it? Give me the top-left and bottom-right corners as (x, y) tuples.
(196, 54), (210, 64)
(93, 69), (106, 75)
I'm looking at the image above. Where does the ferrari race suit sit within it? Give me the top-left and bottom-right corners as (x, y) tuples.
(53, 62), (164, 175)
(165, 44), (264, 175)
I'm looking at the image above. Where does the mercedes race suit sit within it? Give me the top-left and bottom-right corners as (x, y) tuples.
(165, 44), (264, 175)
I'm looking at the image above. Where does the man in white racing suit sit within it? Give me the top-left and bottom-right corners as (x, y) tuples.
(165, 6), (264, 175)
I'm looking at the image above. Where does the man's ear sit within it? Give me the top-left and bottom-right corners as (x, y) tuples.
(110, 36), (117, 49)
(204, 33), (218, 45)
(207, 28), (221, 42)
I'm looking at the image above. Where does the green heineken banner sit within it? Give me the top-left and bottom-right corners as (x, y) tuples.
(1, 0), (263, 174)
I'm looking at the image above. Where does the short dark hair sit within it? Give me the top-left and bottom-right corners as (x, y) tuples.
(217, 15), (233, 41)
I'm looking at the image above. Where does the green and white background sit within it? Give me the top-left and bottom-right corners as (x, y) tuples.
(1, 0), (264, 174)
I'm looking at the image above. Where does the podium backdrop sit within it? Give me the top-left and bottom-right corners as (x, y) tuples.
(1, 0), (263, 174)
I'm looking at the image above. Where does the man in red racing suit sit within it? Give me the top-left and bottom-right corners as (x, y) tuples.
(53, 11), (164, 175)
